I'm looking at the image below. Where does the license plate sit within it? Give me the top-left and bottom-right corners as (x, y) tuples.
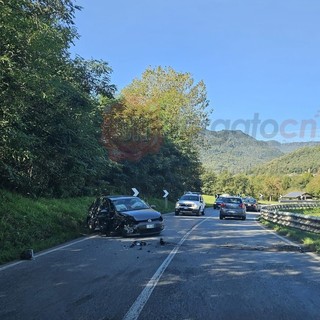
(146, 224), (154, 229)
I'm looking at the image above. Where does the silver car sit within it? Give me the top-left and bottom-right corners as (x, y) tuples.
(219, 196), (246, 220)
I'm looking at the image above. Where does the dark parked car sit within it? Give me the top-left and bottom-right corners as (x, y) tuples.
(213, 197), (225, 210)
(219, 196), (246, 220)
(243, 197), (260, 212)
(86, 195), (164, 237)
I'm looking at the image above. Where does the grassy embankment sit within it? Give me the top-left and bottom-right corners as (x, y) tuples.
(259, 206), (320, 253)
(0, 189), (175, 265)
(1, 190), (318, 264)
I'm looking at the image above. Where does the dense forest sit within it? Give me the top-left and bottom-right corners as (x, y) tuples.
(1, 1), (320, 204)
(0, 0), (209, 200)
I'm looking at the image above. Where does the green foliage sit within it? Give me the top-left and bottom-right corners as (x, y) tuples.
(199, 130), (283, 173)
(284, 208), (320, 217)
(99, 66), (210, 199)
(252, 146), (320, 175)
(0, 1), (117, 197)
(199, 130), (320, 200)
(0, 189), (93, 264)
(0, 189), (176, 264)
(121, 66), (210, 145)
(202, 194), (216, 206)
(306, 173), (320, 197)
(260, 220), (320, 253)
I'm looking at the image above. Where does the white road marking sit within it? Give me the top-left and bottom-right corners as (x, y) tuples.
(258, 222), (320, 262)
(123, 218), (209, 320)
(0, 235), (97, 272)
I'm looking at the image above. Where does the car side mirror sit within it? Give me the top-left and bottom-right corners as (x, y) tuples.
(150, 205), (156, 209)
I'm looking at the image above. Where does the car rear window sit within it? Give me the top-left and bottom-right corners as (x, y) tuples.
(225, 197), (242, 204)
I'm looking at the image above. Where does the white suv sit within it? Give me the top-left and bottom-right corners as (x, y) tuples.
(175, 192), (206, 216)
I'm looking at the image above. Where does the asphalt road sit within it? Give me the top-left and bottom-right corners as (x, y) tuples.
(1, 207), (320, 320)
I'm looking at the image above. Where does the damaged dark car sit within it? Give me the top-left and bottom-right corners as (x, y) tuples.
(86, 195), (164, 237)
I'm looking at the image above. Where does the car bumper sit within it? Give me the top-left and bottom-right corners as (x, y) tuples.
(175, 208), (200, 215)
(245, 206), (259, 212)
(220, 209), (246, 217)
(127, 222), (164, 236)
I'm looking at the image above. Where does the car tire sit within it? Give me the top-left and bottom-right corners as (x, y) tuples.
(196, 209), (201, 216)
(175, 211), (179, 216)
(87, 219), (97, 233)
(242, 216), (246, 220)
(219, 214), (224, 220)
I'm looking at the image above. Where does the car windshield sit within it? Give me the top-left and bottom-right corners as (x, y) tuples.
(180, 195), (200, 201)
(112, 198), (149, 212)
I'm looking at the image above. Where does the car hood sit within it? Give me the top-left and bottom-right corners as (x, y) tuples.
(178, 200), (200, 205)
(121, 208), (161, 221)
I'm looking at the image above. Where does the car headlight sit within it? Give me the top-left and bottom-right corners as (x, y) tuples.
(191, 203), (199, 209)
(175, 202), (180, 208)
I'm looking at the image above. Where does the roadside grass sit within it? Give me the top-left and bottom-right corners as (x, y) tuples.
(0, 190), (176, 265)
(0, 189), (94, 264)
(259, 219), (320, 253)
(143, 196), (176, 213)
(283, 208), (320, 217)
(203, 194), (215, 206)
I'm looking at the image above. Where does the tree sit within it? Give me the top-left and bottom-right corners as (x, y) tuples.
(306, 172), (320, 197)
(121, 66), (210, 146)
(0, 1), (117, 197)
(98, 66), (210, 197)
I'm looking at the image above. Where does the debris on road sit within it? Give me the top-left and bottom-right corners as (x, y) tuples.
(129, 241), (147, 248)
(20, 249), (34, 260)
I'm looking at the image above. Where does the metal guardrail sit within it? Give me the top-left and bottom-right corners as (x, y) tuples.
(260, 202), (320, 234)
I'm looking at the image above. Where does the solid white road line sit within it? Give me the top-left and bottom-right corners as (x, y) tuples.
(123, 218), (209, 320)
(0, 235), (97, 272)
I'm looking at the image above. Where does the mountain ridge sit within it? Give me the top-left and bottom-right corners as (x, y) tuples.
(199, 129), (320, 174)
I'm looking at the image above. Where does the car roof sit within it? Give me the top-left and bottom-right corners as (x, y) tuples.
(102, 195), (139, 201)
(222, 196), (242, 199)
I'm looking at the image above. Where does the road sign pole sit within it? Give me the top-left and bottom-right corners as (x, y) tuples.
(163, 189), (169, 210)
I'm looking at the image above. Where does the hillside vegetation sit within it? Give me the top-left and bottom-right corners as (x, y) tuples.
(266, 140), (320, 153)
(199, 130), (283, 173)
(251, 146), (320, 175)
(199, 130), (320, 174)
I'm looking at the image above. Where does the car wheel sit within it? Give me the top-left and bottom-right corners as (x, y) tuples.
(121, 229), (128, 237)
(175, 211), (179, 216)
(219, 214), (224, 220)
(87, 219), (97, 233)
(196, 209), (201, 216)
(202, 209), (205, 215)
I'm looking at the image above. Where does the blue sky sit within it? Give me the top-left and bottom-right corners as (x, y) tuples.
(71, 0), (320, 142)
